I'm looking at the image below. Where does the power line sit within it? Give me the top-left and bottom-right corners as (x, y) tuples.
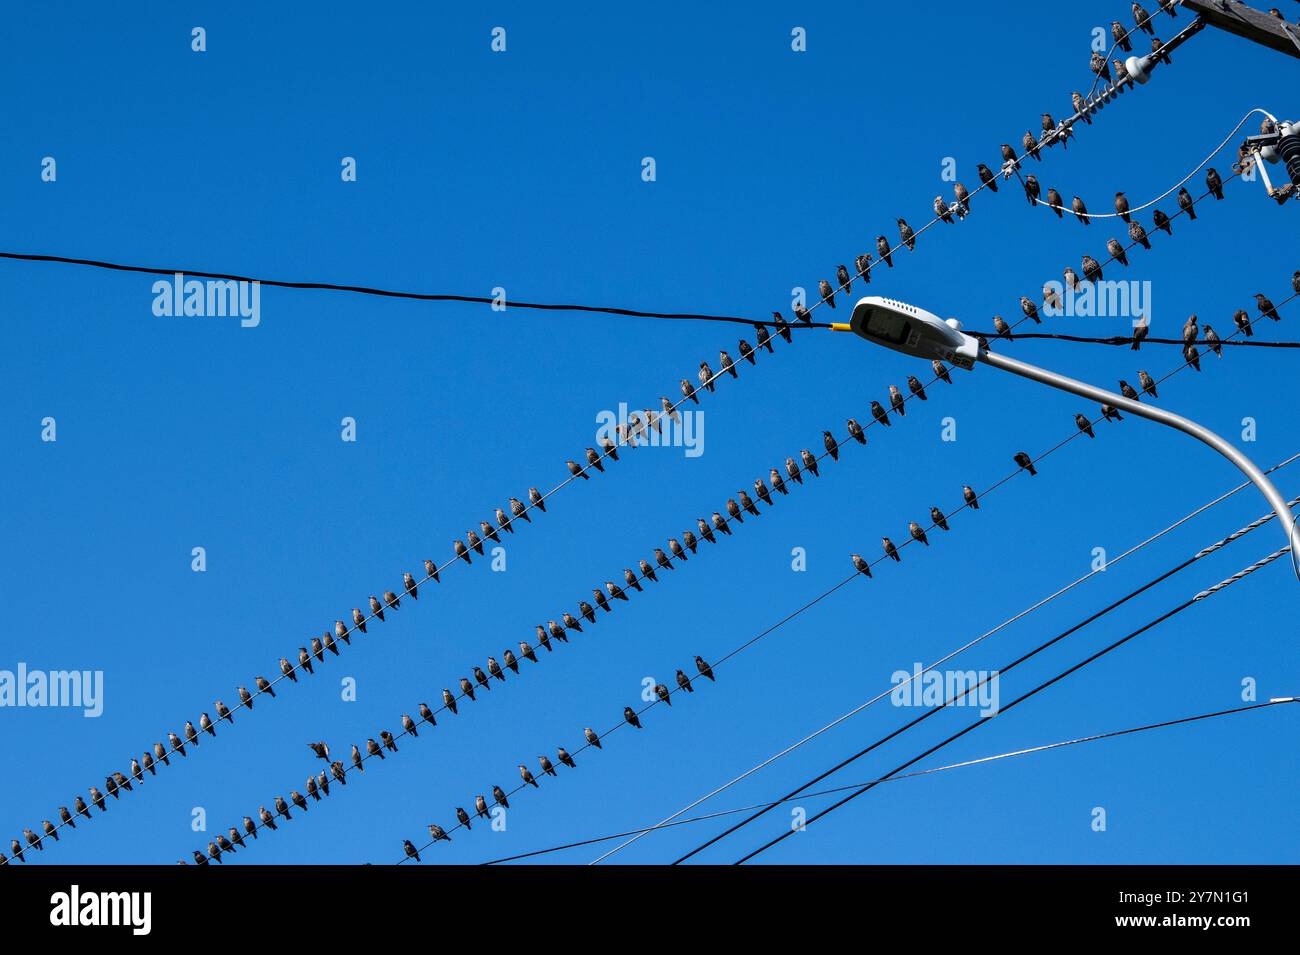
(480, 697), (1297, 865)
(967, 331), (1300, 348)
(587, 451), (1300, 863)
(734, 544), (1291, 864)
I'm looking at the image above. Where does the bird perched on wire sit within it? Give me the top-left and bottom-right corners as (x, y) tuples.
(993, 316), (1013, 341)
(847, 418), (866, 445)
(818, 279), (836, 309)
(1100, 404), (1123, 423)
(726, 498), (745, 524)
(1073, 90), (1091, 122)
(1177, 188), (1197, 220)
(1044, 187), (1064, 219)
(738, 338), (756, 366)
(1042, 284), (1062, 313)
(1107, 237), (1129, 268)
(882, 537), (901, 562)
(870, 400), (891, 427)
(1112, 20), (1133, 51)
(1022, 130), (1041, 162)
(855, 253), (874, 284)
(1014, 451), (1037, 476)
(1205, 167), (1224, 200)
(624, 706), (643, 729)
(935, 195), (955, 224)
(784, 456), (802, 485)
(1023, 175), (1041, 206)
(712, 511), (732, 536)
(519, 764), (539, 788)
(1130, 318), (1149, 350)
(1184, 343), (1202, 372)
(1202, 324), (1222, 357)
(1255, 292), (1280, 321)
(932, 359), (952, 385)
(1071, 196), (1090, 225)
(898, 218), (916, 251)
(1119, 379), (1141, 402)
(977, 163), (998, 194)
(964, 485), (980, 510)
(1000, 143), (1018, 170)
(909, 522), (930, 546)
(769, 468), (789, 496)
(696, 656), (716, 682)
(1090, 51), (1111, 82)
(1128, 220), (1151, 250)
(403, 841), (421, 862)
(1082, 255), (1104, 284)
(801, 449), (819, 477)
(954, 181), (972, 213)
(1019, 296), (1042, 324)
(1075, 413), (1096, 438)
(873, 235), (893, 268)
(1133, 1), (1156, 34)
(889, 384), (906, 417)
(1182, 315), (1199, 346)
(1234, 309), (1253, 338)
(754, 477), (774, 507)
(558, 746), (578, 769)
(1139, 370), (1159, 398)
(1152, 208), (1173, 235)
(851, 553), (872, 578)
(836, 264), (852, 296)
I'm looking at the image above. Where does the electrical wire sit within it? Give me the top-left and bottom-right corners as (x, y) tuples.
(733, 543), (1291, 864)
(967, 331), (1300, 348)
(480, 697), (1297, 864)
(587, 453), (1300, 863)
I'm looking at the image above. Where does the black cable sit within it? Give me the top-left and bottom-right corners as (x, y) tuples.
(733, 551), (1284, 864)
(672, 517), (1251, 864)
(0, 250), (836, 329)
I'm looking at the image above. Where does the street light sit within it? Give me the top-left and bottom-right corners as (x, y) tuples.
(833, 295), (1300, 572)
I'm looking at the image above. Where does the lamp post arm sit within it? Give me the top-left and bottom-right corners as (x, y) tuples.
(979, 346), (1300, 570)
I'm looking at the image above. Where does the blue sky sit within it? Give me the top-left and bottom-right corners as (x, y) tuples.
(2, 1), (1297, 865)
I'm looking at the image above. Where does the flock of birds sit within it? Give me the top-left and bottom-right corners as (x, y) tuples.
(8, 0), (1295, 866)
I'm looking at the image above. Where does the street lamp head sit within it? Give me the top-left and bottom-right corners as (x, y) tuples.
(844, 295), (981, 370)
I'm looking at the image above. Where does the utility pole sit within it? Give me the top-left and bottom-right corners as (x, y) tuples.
(1181, 0), (1300, 60)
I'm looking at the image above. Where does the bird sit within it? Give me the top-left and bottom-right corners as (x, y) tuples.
(1153, 208), (1173, 235)
(185, 720), (199, 747)
(1000, 143), (1018, 167)
(1090, 51), (1111, 82)
(510, 497), (532, 524)
(726, 498), (744, 523)
(1255, 292), (1280, 321)
(700, 360), (716, 392)
(1133, 2), (1156, 34)
(493, 786), (510, 809)
(404, 840), (421, 862)
(1014, 451), (1037, 475)
(696, 655), (716, 681)
(454, 538), (472, 564)
(90, 786), (107, 811)
(402, 713), (420, 738)
(479, 521), (500, 545)
(291, 790), (309, 813)
(1129, 220), (1151, 250)
(1203, 324), (1222, 357)
(309, 741), (331, 762)
(280, 657), (297, 683)
(1294, 271), (1300, 296)
(59, 806), (76, 830)
(442, 687), (460, 714)
(1234, 309), (1253, 338)
(756, 325), (774, 353)
(779, 459), (801, 489)
(255, 675), (274, 698)
(1112, 20), (1132, 51)
(1020, 296), (1041, 324)
(907, 375), (929, 401)
(977, 163), (998, 192)
(585, 727), (603, 749)
(954, 181), (972, 212)
(24, 828), (43, 851)
(624, 706), (643, 729)
(1075, 413), (1096, 438)
(1063, 266), (1081, 291)
(238, 685), (254, 710)
(456, 807), (472, 829)
(207, 842), (223, 864)
(712, 511), (732, 536)
(836, 264), (852, 295)
(889, 385), (906, 417)
(1114, 192), (1131, 222)
(428, 823), (451, 843)
(801, 449), (819, 477)
(964, 486), (980, 510)
(738, 339), (756, 365)
(539, 754), (557, 777)
(623, 568), (642, 593)
(738, 492), (759, 518)
(520, 764), (539, 787)
(323, 631), (339, 656)
(754, 478), (774, 507)
(1206, 167), (1224, 200)
(579, 601), (597, 623)
(460, 675), (477, 701)
(882, 537), (900, 562)
(1042, 284), (1062, 313)
(676, 670), (694, 694)
(141, 753), (155, 777)
(770, 469), (789, 496)
(681, 379), (698, 405)
(1022, 130), (1041, 162)
(1073, 90), (1091, 121)
(877, 235), (893, 266)
(275, 795), (292, 822)
(898, 218), (916, 251)
(909, 522), (929, 546)
(593, 589), (612, 613)
(476, 795), (490, 818)
(169, 730), (188, 754)
(1023, 175), (1041, 206)
(933, 359), (952, 384)
(153, 741), (170, 767)
(856, 253), (874, 282)
(823, 431), (840, 460)
(1184, 343), (1202, 372)
(851, 553), (872, 578)
(1138, 370), (1159, 397)
(1102, 404), (1124, 423)
(1108, 237), (1129, 267)
(352, 607), (368, 634)
(868, 400), (890, 427)
(683, 530), (699, 552)
(530, 486), (547, 512)
(1131, 319), (1149, 350)
(935, 195), (955, 223)
(847, 418), (866, 445)
(930, 506), (949, 531)
(1178, 188), (1196, 220)
(773, 312), (793, 343)
(993, 316), (1013, 341)
(1183, 315), (1199, 345)
(1071, 196), (1089, 225)
(818, 279), (836, 309)
(473, 666), (493, 692)
(381, 731), (399, 754)
(1082, 255), (1104, 284)
(1119, 379), (1141, 401)
(1045, 188), (1064, 218)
